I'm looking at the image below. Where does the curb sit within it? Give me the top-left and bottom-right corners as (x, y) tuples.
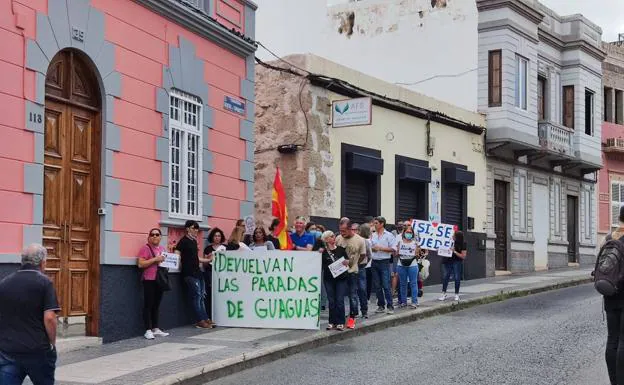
(146, 276), (593, 385)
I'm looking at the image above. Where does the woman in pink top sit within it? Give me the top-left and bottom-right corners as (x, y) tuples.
(137, 228), (170, 340)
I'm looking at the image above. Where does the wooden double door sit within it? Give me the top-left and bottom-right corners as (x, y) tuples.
(42, 50), (101, 335)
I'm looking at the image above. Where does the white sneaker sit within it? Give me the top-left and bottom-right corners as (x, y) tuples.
(438, 293), (447, 301)
(144, 330), (155, 340)
(454, 295), (460, 301)
(152, 328), (169, 337)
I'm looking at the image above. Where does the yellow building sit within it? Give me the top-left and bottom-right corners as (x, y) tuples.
(254, 54), (491, 279)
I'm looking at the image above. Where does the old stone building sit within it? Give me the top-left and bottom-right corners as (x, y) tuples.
(478, 0), (604, 273)
(254, 54), (491, 281)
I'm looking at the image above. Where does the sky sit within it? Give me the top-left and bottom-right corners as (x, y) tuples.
(539, 0), (624, 42)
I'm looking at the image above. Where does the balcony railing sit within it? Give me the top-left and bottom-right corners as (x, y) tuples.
(538, 121), (573, 156)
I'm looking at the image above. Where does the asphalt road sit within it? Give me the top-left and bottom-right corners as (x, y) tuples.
(206, 284), (612, 385)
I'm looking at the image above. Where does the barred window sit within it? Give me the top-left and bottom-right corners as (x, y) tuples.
(169, 90), (202, 219)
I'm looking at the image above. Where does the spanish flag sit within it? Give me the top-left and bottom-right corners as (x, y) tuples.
(271, 167), (292, 250)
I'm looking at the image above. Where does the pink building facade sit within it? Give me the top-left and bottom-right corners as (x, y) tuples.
(599, 42), (624, 245)
(0, 0), (257, 342)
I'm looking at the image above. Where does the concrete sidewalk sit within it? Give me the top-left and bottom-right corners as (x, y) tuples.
(48, 267), (594, 385)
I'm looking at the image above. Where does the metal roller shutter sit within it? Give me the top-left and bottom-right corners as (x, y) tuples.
(397, 181), (424, 221)
(344, 172), (373, 224)
(442, 183), (463, 229)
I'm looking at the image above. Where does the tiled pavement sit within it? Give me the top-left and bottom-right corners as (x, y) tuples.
(38, 267), (593, 385)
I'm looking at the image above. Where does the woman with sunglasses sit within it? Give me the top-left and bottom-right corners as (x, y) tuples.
(137, 228), (170, 339)
(249, 227), (276, 251)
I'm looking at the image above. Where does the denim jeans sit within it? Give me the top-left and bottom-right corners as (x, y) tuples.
(347, 273), (359, 317)
(324, 278), (347, 325)
(357, 266), (368, 316)
(371, 259), (393, 309)
(397, 264), (419, 305)
(184, 275), (209, 322)
(442, 261), (463, 294)
(606, 307), (624, 385)
(0, 348), (56, 385)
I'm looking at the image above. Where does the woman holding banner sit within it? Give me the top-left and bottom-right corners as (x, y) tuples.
(137, 228), (170, 340)
(226, 227), (251, 251)
(203, 228), (227, 327)
(249, 227), (276, 251)
(439, 231), (467, 302)
(321, 230), (349, 331)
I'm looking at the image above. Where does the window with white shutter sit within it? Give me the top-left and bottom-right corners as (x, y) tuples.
(612, 182), (624, 227)
(169, 89), (203, 220)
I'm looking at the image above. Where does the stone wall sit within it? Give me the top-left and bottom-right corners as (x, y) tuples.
(509, 251), (534, 273)
(548, 252), (568, 270)
(254, 57), (336, 227)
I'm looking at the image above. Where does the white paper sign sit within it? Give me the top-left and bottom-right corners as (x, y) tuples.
(412, 220), (456, 257)
(212, 250), (321, 330)
(332, 97), (372, 128)
(159, 252), (180, 269)
(328, 257), (348, 278)
(244, 215), (255, 235)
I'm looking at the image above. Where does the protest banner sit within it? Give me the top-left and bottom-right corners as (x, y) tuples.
(159, 252), (180, 269)
(212, 250), (321, 330)
(412, 220), (456, 257)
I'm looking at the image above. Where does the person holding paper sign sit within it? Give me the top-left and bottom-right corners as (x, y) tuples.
(137, 228), (170, 339)
(321, 231), (349, 331)
(395, 226), (420, 308)
(439, 231), (467, 302)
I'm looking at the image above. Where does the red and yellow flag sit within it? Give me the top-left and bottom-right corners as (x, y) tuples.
(271, 167), (292, 250)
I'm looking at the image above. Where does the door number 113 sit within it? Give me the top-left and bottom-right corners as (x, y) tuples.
(29, 112), (43, 124)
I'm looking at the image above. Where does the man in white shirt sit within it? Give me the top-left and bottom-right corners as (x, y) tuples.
(370, 216), (397, 314)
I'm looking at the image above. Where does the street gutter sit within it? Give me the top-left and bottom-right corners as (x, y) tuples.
(145, 276), (593, 385)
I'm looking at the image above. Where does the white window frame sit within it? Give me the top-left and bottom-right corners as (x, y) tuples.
(585, 88), (595, 136)
(168, 89), (203, 220)
(515, 55), (528, 110)
(612, 181), (624, 228)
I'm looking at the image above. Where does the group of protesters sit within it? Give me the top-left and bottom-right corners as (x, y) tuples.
(137, 214), (467, 339)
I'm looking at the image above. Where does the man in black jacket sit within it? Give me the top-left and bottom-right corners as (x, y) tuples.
(603, 205), (624, 385)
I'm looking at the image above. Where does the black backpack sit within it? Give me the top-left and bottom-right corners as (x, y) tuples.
(594, 236), (624, 296)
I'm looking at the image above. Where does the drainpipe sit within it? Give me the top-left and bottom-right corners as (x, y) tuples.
(426, 113), (433, 157)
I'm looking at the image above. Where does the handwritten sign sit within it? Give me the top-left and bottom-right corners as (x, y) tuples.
(159, 252), (180, 269)
(212, 250), (321, 330)
(412, 220), (455, 257)
(328, 257), (348, 278)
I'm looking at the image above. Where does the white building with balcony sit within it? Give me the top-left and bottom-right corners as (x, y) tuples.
(478, 0), (605, 274)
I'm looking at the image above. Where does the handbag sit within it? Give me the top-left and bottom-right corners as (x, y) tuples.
(147, 245), (171, 291)
(399, 257), (415, 267)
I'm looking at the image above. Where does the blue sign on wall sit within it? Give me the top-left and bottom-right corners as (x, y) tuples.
(224, 96), (246, 115)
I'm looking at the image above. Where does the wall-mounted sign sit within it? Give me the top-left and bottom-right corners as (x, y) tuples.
(224, 96), (246, 115)
(331, 97), (372, 128)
